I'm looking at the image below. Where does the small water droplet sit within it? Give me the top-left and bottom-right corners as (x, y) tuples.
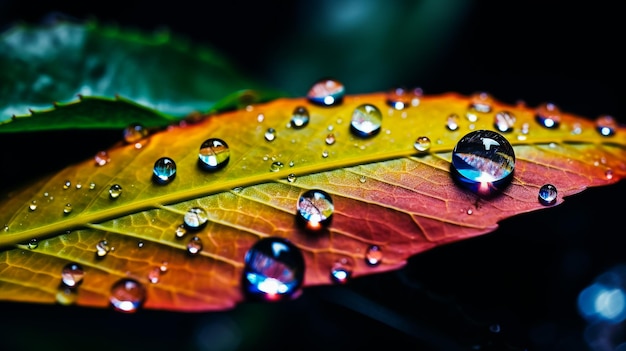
(94, 151), (110, 166)
(538, 184), (558, 205)
(198, 138), (230, 171)
(466, 209), (473, 215)
(123, 123), (149, 147)
(325, 133), (336, 145)
(289, 161), (295, 167)
(184, 207), (208, 230)
(307, 78), (345, 106)
(28, 238), (38, 249)
(3, 224), (8, 232)
(175, 224), (187, 238)
(350, 103), (382, 138)
(89, 182), (96, 190)
(296, 189), (334, 232)
(187, 236), (203, 255)
(257, 113), (265, 123)
(160, 261), (169, 272)
(365, 245), (383, 266)
(96, 240), (110, 257)
(63, 203), (73, 214)
(109, 184), (122, 199)
(63, 180), (71, 190)
(61, 263), (84, 287)
(451, 130), (515, 194)
(137, 241), (144, 248)
(321, 150), (329, 158)
(243, 237), (305, 301)
(414, 136), (431, 152)
(270, 161), (284, 172)
(109, 278), (146, 313)
(148, 267), (161, 283)
(330, 257), (354, 284)
(75, 183), (82, 189)
(535, 102), (561, 129)
(411, 87), (423, 106)
(290, 106), (310, 128)
(605, 169), (614, 180)
(264, 128), (276, 142)
(152, 157), (177, 184)
(386, 87), (411, 110)
(446, 114), (460, 131)
(595, 115), (617, 136)
(56, 285), (79, 305)
(466, 92), (494, 122)
(29, 200), (37, 211)
(494, 111), (516, 133)
(287, 173), (297, 183)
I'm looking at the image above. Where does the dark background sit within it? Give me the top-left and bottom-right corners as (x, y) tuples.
(0, 1), (624, 350)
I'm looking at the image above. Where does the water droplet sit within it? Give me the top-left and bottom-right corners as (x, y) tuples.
(350, 103), (382, 138)
(451, 130), (515, 194)
(411, 87), (423, 106)
(242, 237), (305, 301)
(123, 123), (149, 146)
(289, 161), (295, 167)
(359, 175), (366, 183)
(538, 184), (558, 205)
(307, 78), (345, 106)
(148, 267), (161, 283)
(152, 157), (177, 184)
(290, 106), (310, 128)
(89, 182), (96, 190)
(605, 169), (614, 180)
(96, 240), (110, 257)
(137, 241), (144, 248)
(28, 238), (38, 249)
(365, 245), (383, 266)
(184, 207), (208, 230)
(256, 113), (265, 123)
(330, 257), (354, 284)
(61, 263), (84, 287)
(63, 203), (73, 214)
(160, 261), (169, 272)
(187, 236), (203, 255)
(109, 278), (146, 313)
(75, 183), (82, 189)
(535, 102), (561, 129)
(109, 184), (122, 199)
(198, 138), (230, 171)
(466, 92), (494, 122)
(264, 128), (276, 142)
(63, 180), (71, 190)
(94, 151), (110, 166)
(321, 150), (329, 158)
(29, 200), (37, 211)
(270, 161), (284, 172)
(493, 111), (516, 133)
(414, 136), (431, 152)
(175, 224), (187, 238)
(386, 87), (411, 110)
(325, 133), (336, 145)
(595, 115), (617, 137)
(296, 189), (334, 232)
(287, 173), (297, 183)
(446, 114), (460, 131)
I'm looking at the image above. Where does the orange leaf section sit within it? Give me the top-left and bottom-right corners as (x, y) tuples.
(0, 92), (624, 312)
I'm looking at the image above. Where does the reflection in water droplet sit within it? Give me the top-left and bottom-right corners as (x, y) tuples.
(184, 207), (208, 230)
(264, 128), (276, 142)
(365, 245), (383, 266)
(494, 111), (516, 133)
(446, 114), (460, 131)
(243, 237), (305, 301)
(63, 180), (71, 190)
(595, 115), (617, 137)
(291, 106), (310, 128)
(56, 286), (78, 305)
(325, 133), (336, 145)
(63, 203), (73, 214)
(198, 138), (230, 171)
(386, 87), (411, 110)
(28, 238), (38, 249)
(187, 236), (203, 255)
(148, 267), (161, 283)
(451, 130), (515, 194)
(123, 123), (149, 147)
(95, 151), (110, 166)
(538, 184), (558, 205)
(287, 173), (296, 183)
(270, 161), (284, 172)
(296, 189), (334, 232)
(109, 278), (146, 313)
(152, 157), (177, 184)
(535, 102), (561, 129)
(109, 184), (122, 199)
(96, 240), (110, 257)
(350, 104), (382, 138)
(29, 200), (37, 211)
(330, 257), (354, 284)
(62, 263), (84, 287)
(414, 136), (431, 152)
(307, 78), (345, 107)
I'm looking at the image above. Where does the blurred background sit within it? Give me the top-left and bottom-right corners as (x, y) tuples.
(0, 1), (624, 350)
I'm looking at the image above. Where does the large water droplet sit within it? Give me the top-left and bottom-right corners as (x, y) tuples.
(330, 257), (354, 284)
(451, 130), (515, 194)
(365, 245), (383, 266)
(296, 189), (334, 232)
(538, 184), (558, 205)
(242, 237), (305, 301)
(61, 263), (84, 287)
(184, 207), (208, 230)
(307, 78), (345, 107)
(350, 103), (382, 138)
(414, 136), (431, 152)
(96, 240), (110, 257)
(153, 157), (177, 184)
(109, 184), (122, 199)
(187, 236), (203, 255)
(109, 278), (146, 313)
(198, 138), (230, 171)
(535, 102), (561, 129)
(493, 111), (516, 133)
(123, 123), (149, 147)
(595, 115), (617, 137)
(290, 106), (310, 128)
(386, 87), (411, 110)
(94, 151), (110, 166)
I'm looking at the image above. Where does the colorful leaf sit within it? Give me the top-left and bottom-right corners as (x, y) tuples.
(0, 91), (624, 312)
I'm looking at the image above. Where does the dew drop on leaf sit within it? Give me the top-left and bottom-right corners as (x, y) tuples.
(75, 183), (82, 189)
(29, 200), (37, 211)
(330, 257), (354, 284)
(290, 106), (310, 128)
(296, 189), (334, 232)
(96, 240), (110, 257)
(187, 236), (203, 255)
(494, 111), (516, 133)
(264, 128), (276, 142)
(61, 263), (84, 287)
(160, 261), (169, 273)
(321, 150), (329, 158)
(414, 136), (431, 152)
(123, 123), (149, 147)
(451, 130), (515, 194)
(350, 103), (382, 138)
(325, 133), (336, 145)
(28, 238), (38, 249)
(175, 224), (187, 238)
(89, 182), (96, 190)
(287, 173), (296, 183)
(63, 180), (71, 190)
(307, 78), (345, 107)
(466, 91), (493, 122)
(63, 203), (72, 214)
(184, 207), (208, 230)
(446, 113), (460, 131)
(595, 115), (617, 137)
(386, 87), (411, 110)
(535, 102), (561, 129)
(365, 245), (383, 266)
(94, 151), (110, 166)
(109, 184), (122, 199)
(198, 138), (230, 171)
(269, 161), (284, 172)
(152, 157), (177, 184)
(538, 184), (558, 206)
(242, 237), (305, 301)
(109, 278), (146, 313)
(148, 267), (161, 284)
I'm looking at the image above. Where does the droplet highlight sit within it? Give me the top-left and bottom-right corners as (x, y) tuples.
(595, 115), (617, 137)
(538, 184), (558, 205)
(187, 236), (203, 255)
(61, 263), (84, 287)
(109, 278), (146, 313)
(290, 106), (310, 128)
(386, 87), (411, 110)
(63, 203), (72, 214)
(264, 128), (276, 142)
(184, 207), (208, 230)
(109, 184), (122, 199)
(123, 123), (149, 147)
(365, 245), (383, 266)
(493, 111), (516, 133)
(350, 103), (382, 138)
(414, 136), (431, 152)
(446, 114), (460, 131)
(307, 78), (345, 107)
(198, 138), (230, 171)
(28, 238), (38, 249)
(535, 102), (561, 129)
(152, 157), (177, 184)
(96, 240), (110, 257)
(94, 151), (110, 166)
(330, 257), (354, 284)
(296, 189), (334, 232)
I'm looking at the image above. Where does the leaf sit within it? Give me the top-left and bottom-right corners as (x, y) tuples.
(0, 92), (624, 312)
(0, 19), (287, 128)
